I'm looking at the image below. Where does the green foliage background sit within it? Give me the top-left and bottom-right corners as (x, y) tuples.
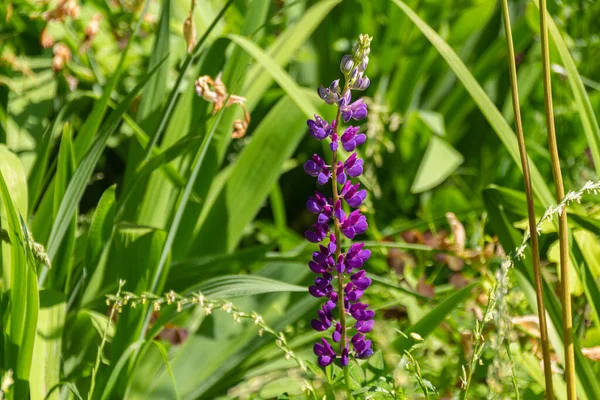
(1, 0), (600, 398)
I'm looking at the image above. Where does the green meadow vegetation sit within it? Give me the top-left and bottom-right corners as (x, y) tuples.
(1, 0), (600, 398)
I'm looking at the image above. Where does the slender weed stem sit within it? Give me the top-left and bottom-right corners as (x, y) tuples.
(538, 1), (576, 398)
(501, 1), (554, 397)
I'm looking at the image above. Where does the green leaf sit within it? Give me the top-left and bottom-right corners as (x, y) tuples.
(193, 275), (306, 299)
(228, 34), (318, 119)
(43, 58), (167, 274)
(85, 185), (116, 273)
(152, 341), (182, 400)
(192, 95), (332, 255)
(411, 135), (464, 193)
(392, 282), (476, 352)
(0, 145), (38, 399)
(30, 290), (65, 400)
(244, 0), (341, 110)
(99, 341), (145, 400)
(47, 124), (77, 288)
(392, 0), (554, 207)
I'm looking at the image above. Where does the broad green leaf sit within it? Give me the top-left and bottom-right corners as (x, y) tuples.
(411, 135), (464, 193)
(123, 0), (171, 227)
(167, 243), (273, 291)
(392, 0), (554, 207)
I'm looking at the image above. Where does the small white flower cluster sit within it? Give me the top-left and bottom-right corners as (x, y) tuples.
(510, 179), (600, 264)
(105, 287), (306, 372)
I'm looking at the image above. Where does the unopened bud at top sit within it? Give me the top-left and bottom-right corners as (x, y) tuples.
(340, 54), (354, 75)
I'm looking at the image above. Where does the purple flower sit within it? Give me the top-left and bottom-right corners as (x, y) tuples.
(352, 333), (374, 359)
(307, 115), (333, 140)
(304, 154), (325, 176)
(341, 210), (368, 239)
(314, 338), (336, 366)
(355, 319), (374, 333)
(305, 222), (329, 243)
(332, 322), (342, 342)
(353, 75), (370, 91)
(341, 126), (367, 152)
(304, 155), (331, 185)
(344, 153), (364, 177)
(345, 243), (371, 270)
(309, 274), (333, 298)
(318, 80), (341, 105)
(330, 133), (339, 152)
(339, 92), (368, 123)
(340, 181), (367, 208)
(349, 302), (375, 321)
(345, 282), (364, 302)
(306, 191), (330, 214)
(351, 270), (372, 290)
(311, 309), (332, 331)
(340, 346), (349, 367)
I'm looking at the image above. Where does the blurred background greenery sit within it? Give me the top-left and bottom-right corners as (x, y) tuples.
(1, 0), (600, 398)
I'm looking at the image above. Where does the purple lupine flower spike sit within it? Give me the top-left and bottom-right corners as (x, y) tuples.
(306, 34), (374, 368)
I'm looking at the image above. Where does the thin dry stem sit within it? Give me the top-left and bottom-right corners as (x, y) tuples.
(539, 1), (576, 398)
(501, 1), (553, 397)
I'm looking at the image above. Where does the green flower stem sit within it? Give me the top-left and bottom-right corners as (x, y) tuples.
(331, 86), (352, 399)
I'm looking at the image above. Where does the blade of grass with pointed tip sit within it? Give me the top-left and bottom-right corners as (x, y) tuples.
(391, 0), (554, 207)
(27, 107), (66, 212)
(152, 341), (181, 400)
